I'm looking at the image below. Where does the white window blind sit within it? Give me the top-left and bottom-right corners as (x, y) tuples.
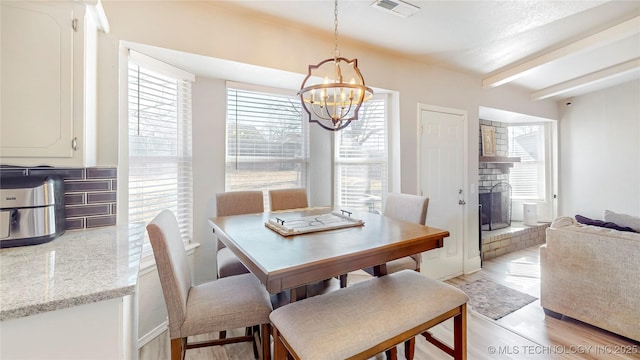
(335, 96), (388, 214)
(508, 124), (546, 200)
(226, 85), (308, 209)
(128, 50), (194, 251)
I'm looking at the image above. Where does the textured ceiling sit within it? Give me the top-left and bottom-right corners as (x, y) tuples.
(220, 0), (640, 101)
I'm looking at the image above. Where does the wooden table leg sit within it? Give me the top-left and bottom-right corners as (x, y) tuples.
(373, 263), (388, 277)
(339, 274), (347, 288)
(289, 286), (307, 302)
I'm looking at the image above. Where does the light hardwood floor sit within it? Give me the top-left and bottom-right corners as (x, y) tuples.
(140, 245), (640, 359)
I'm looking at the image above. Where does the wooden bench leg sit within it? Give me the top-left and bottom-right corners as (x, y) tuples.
(454, 303), (467, 360)
(385, 346), (398, 360)
(404, 337), (415, 360)
(421, 304), (467, 360)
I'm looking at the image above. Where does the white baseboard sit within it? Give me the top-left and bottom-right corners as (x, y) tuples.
(137, 320), (168, 349)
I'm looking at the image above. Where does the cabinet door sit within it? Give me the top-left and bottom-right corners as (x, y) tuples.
(1, 2), (74, 158)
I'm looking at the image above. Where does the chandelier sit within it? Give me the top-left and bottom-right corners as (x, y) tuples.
(298, 0), (373, 131)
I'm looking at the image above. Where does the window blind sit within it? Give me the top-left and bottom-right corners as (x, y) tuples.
(335, 96), (388, 214)
(128, 51), (194, 252)
(225, 85), (308, 209)
(508, 124), (546, 200)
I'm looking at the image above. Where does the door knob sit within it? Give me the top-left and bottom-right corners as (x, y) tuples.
(459, 200), (466, 205)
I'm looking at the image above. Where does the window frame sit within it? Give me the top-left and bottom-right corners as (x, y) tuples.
(126, 50), (195, 258)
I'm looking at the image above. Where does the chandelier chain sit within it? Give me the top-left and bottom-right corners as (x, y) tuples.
(334, 0), (339, 59)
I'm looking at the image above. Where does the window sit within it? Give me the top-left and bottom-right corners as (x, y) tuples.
(334, 96), (388, 214)
(508, 124), (546, 200)
(225, 84), (308, 208)
(128, 50), (194, 250)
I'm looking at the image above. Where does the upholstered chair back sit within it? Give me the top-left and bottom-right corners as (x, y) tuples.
(146, 209), (192, 338)
(268, 188), (309, 211)
(384, 193), (429, 225)
(216, 191), (264, 216)
(215, 191), (264, 252)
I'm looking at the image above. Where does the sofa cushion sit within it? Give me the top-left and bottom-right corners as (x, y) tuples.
(604, 210), (640, 233)
(575, 214), (637, 233)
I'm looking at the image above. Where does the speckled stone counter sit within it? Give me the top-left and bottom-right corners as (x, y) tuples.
(0, 224), (145, 321)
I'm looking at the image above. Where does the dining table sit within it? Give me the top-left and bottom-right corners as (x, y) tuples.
(208, 207), (449, 301)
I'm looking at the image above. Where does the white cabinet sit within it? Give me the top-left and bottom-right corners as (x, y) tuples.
(1, 296), (137, 360)
(0, 1), (100, 167)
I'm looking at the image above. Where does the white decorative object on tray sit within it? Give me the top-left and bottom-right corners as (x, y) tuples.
(265, 211), (364, 236)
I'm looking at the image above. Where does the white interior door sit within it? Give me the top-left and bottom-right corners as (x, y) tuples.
(418, 105), (466, 280)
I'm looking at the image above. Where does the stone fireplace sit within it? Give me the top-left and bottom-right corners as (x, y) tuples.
(478, 120), (519, 231)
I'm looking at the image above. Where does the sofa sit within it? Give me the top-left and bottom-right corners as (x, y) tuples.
(540, 216), (640, 342)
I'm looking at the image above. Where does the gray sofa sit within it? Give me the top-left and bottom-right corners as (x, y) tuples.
(540, 217), (640, 342)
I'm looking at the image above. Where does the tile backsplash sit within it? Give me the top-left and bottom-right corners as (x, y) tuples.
(1, 166), (117, 230)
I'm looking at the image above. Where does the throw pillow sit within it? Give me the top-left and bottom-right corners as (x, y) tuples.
(550, 216), (575, 228)
(575, 214), (637, 233)
(603, 210), (640, 233)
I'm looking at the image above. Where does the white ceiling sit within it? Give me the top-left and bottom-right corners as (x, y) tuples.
(215, 0), (640, 101)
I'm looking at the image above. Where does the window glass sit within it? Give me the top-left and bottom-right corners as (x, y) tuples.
(335, 96), (387, 213)
(226, 86), (308, 209)
(508, 124), (546, 200)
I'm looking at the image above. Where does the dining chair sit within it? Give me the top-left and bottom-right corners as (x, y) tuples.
(147, 209), (272, 360)
(380, 192), (430, 273)
(268, 188), (309, 211)
(339, 193), (429, 287)
(215, 191), (264, 278)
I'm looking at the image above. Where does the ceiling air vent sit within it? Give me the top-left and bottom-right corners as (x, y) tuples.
(371, 0), (420, 18)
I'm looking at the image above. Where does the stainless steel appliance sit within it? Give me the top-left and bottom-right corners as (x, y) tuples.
(0, 175), (66, 248)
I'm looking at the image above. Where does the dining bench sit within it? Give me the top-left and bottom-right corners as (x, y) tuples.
(269, 269), (469, 360)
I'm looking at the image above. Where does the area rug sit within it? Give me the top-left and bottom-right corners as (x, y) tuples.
(457, 278), (537, 320)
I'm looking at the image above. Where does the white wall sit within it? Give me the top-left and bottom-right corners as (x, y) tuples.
(558, 80), (640, 219)
(191, 77), (227, 284)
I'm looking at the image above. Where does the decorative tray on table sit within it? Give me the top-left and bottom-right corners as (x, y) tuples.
(265, 210), (364, 236)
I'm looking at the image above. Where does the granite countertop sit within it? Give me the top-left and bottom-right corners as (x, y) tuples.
(0, 224), (145, 321)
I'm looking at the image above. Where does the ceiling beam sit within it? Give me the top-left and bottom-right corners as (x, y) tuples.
(530, 58), (640, 100)
(483, 15), (640, 88)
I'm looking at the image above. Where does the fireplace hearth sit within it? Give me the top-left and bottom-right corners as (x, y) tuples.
(479, 182), (512, 231)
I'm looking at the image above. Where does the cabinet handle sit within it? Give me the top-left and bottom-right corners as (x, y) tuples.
(71, 137), (78, 151)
